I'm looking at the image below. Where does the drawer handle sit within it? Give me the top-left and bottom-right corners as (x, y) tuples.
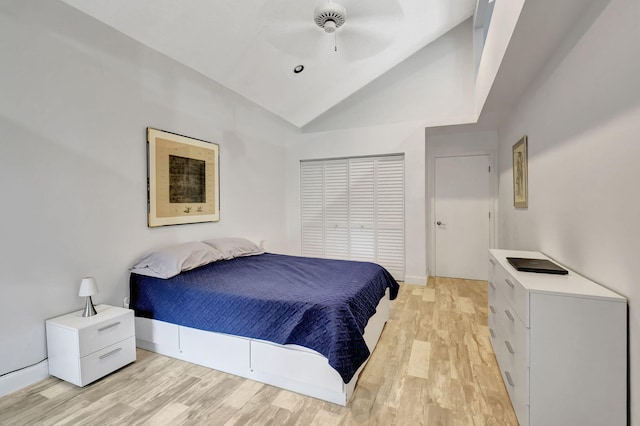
(489, 305), (496, 314)
(489, 259), (496, 266)
(505, 340), (515, 354)
(504, 309), (514, 322)
(488, 281), (495, 290)
(505, 371), (515, 387)
(99, 347), (122, 360)
(505, 278), (515, 289)
(97, 322), (121, 332)
(489, 328), (495, 338)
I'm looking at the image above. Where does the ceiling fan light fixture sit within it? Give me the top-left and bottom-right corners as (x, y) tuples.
(314, 2), (346, 32)
(323, 20), (337, 33)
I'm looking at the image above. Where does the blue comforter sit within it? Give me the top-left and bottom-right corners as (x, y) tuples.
(129, 253), (399, 382)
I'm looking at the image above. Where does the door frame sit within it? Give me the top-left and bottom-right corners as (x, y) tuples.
(427, 150), (498, 279)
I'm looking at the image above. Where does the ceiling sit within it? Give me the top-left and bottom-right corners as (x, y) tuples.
(59, 0), (476, 128)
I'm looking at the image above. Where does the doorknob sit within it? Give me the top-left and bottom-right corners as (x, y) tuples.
(436, 221), (445, 226)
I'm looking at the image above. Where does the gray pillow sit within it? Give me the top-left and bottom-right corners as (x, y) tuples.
(202, 237), (264, 260)
(130, 241), (224, 279)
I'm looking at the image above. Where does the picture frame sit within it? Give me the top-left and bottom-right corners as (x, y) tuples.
(147, 127), (220, 227)
(512, 135), (528, 208)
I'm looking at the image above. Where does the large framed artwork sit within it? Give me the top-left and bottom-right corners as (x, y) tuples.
(147, 127), (220, 227)
(512, 135), (528, 208)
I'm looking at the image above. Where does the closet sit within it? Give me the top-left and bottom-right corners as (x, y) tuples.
(300, 155), (404, 280)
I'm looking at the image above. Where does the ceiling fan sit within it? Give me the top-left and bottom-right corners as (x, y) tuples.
(314, 2), (347, 35)
(262, 0), (404, 60)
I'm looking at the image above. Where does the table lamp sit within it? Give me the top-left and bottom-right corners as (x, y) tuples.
(79, 277), (98, 317)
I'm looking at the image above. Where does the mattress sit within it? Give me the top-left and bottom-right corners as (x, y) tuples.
(129, 253), (399, 382)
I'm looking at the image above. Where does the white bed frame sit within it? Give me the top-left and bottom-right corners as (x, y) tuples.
(134, 290), (391, 406)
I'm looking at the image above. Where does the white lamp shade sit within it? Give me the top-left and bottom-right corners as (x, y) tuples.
(78, 277), (99, 297)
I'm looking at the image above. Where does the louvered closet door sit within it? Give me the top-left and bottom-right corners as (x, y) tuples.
(375, 157), (405, 279)
(300, 155), (405, 280)
(323, 160), (349, 259)
(301, 162), (324, 257)
(349, 159), (376, 262)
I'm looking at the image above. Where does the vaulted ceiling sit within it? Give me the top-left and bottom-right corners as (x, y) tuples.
(59, 0), (476, 128)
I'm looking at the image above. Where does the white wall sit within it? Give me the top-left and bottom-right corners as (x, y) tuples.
(497, 0), (640, 422)
(474, 0), (524, 115)
(285, 121), (428, 285)
(0, 0), (296, 380)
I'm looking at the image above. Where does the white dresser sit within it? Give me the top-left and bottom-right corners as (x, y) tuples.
(488, 249), (627, 426)
(46, 305), (136, 386)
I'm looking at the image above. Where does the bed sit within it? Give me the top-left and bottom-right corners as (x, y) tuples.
(128, 241), (399, 405)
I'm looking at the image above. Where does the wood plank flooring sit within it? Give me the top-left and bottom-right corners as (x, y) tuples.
(0, 277), (517, 425)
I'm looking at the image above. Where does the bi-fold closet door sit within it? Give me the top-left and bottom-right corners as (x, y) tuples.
(300, 155), (404, 280)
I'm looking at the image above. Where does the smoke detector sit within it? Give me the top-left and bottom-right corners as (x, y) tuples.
(314, 2), (347, 33)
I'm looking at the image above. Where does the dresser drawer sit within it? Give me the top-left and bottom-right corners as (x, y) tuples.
(495, 328), (529, 426)
(500, 355), (529, 418)
(488, 312), (505, 371)
(489, 288), (510, 373)
(490, 255), (529, 327)
(78, 310), (134, 357)
(497, 301), (529, 367)
(488, 312), (498, 343)
(79, 336), (136, 386)
(490, 256), (515, 302)
(488, 256), (499, 281)
(512, 369), (530, 426)
(511, 357), (530, 426)
(504, 269), (529, 328)
(488, 281), (499, 332)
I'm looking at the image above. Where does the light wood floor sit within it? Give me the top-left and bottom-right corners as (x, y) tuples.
(0, 277), (517, 426)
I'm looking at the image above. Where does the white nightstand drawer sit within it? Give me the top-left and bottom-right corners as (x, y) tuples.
(78, 310), (134, 358)
(79, 336), (136, 386)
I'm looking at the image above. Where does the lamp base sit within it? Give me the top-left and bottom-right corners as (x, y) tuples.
(82, 296), (97, 317)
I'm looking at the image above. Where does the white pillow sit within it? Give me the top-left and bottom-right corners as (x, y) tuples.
(202, 237), (264, 259)
(130, 241), (224, 279)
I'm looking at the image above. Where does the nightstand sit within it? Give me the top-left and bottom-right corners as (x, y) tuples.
(46, 304), (136, 386)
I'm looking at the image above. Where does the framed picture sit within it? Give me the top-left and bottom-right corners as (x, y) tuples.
(147, 127), (220, 227)
(512, 135), (528, 208)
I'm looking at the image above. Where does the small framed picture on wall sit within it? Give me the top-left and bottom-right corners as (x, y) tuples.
(512, 135), (528, 208)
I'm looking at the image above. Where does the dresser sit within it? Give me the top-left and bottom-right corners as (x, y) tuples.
(46, 305), (136, 386)
(488, 249), (626, 426)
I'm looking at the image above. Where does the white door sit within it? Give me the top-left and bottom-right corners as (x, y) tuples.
(435, 155), (491, 280)
(375, 157), (405, 279)
(324, 160), (350, 259)
(300, 161), (324, 258)
(349, 158), (375, 262)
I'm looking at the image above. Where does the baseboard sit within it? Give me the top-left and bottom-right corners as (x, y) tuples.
(0, 360), (49, 398)
(403, 275), (427, 286)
